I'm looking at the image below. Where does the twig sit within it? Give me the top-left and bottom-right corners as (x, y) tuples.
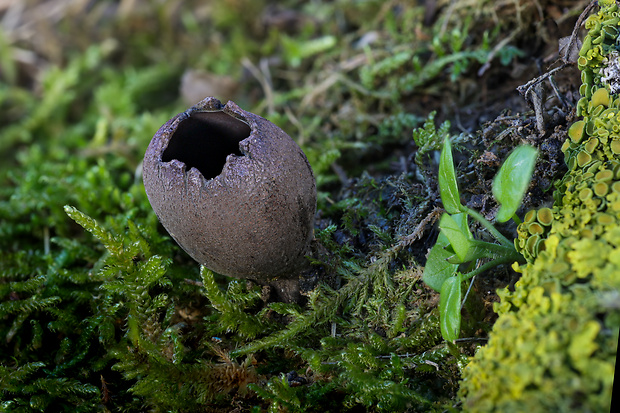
(478, 28), (521, 77)
(516, 63), (569, 98)
(517, 1), (598, 116)
(548, 74), (570, 108)
(561, 0), (598, 64)
(241, 57), (275, 115)
(461, 274), (476, 311)
(516, 0), (598, 122)
(516, 64), (568, 134)
(397, 206), (443, 250)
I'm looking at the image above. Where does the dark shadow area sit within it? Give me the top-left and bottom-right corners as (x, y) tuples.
(162, 111), (250, 179)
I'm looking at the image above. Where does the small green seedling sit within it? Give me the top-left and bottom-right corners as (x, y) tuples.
(423, 137), (537, 341)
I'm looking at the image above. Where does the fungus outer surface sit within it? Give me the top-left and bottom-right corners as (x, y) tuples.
(143, 97), (317, 281)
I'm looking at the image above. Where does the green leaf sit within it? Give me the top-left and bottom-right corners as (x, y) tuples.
(438, 137), (462, 214)
(439, 274), (462, 342)
(493, 145), (538, 222)
(422, 232), (459, 292)
(439, 213), (472, 262)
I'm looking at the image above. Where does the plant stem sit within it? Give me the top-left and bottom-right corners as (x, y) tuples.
(511, 213), (522, 225)
(471, 240), (523, 262)
(460, 256), (521, 282)
(465, 207), (513, 247)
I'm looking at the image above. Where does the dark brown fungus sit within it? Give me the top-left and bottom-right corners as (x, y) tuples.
(143, 97), (316, 285)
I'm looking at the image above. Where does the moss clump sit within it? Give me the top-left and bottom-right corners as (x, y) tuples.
(460, 1), (619, 411)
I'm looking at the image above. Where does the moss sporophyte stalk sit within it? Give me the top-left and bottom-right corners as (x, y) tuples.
(459, 1), (619, 411)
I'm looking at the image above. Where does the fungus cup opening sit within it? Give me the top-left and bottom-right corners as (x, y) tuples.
(161, 111), (251, 179)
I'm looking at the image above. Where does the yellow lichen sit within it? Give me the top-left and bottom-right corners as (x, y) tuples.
(536, 207), (553, 226)
(568, 120), (585, 143)
(590, 87), (611, 108)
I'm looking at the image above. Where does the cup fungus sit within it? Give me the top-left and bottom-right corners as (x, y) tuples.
(143, 97), (316, 286)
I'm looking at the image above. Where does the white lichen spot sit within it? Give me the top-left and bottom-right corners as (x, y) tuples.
(600, 51), (620, 94)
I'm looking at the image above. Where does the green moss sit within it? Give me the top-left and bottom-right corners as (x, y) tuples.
(460, 1), (619, 411)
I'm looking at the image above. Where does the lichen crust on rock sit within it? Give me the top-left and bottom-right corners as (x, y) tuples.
(459, 1), (620, 411)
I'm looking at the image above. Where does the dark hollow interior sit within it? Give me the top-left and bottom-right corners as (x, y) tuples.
(162, 111), (250, 179)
